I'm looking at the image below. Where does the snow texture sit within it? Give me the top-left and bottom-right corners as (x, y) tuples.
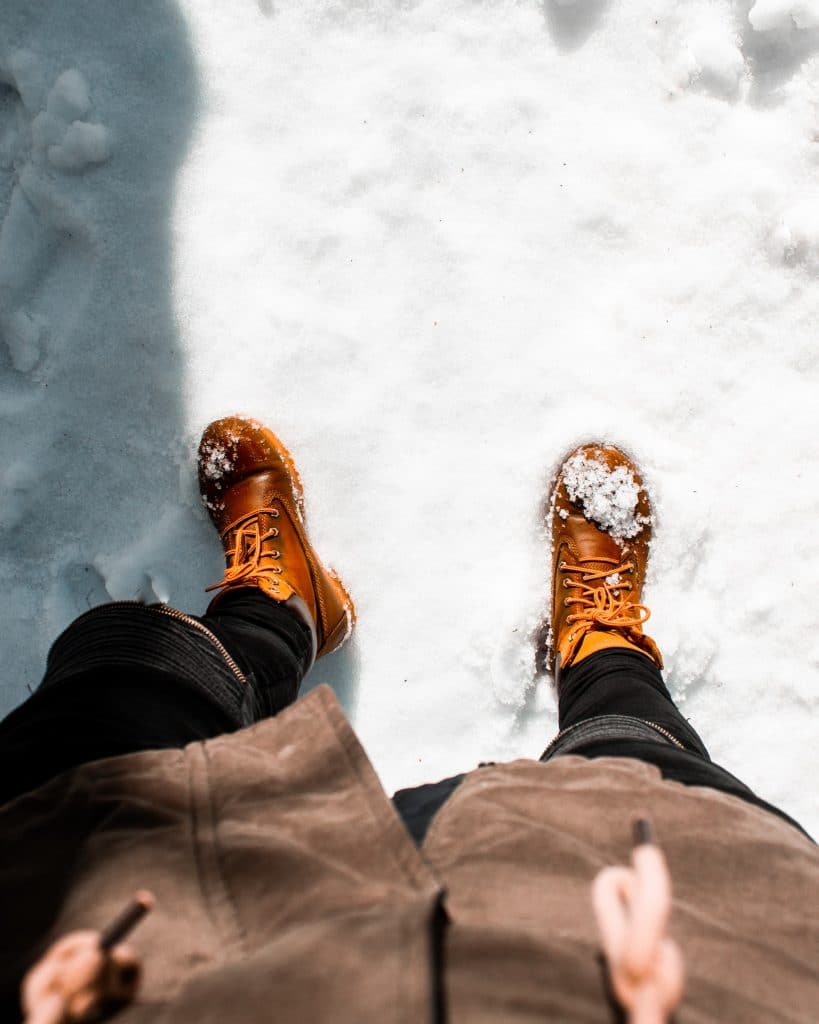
(749, 0), (819, 32)
(561, 452), (649, 541)
(0, 0), (818, 838)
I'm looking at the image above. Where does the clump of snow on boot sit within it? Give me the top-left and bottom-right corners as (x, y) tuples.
(561, 453), (650, 542)
(199, 442), (235, 483)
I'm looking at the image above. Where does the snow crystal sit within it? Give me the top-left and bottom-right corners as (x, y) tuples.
(561, 453), (650, 542)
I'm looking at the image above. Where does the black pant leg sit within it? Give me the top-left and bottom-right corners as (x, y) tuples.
(0, 668), (234, 806)
(558, 649), (709, 755)
(392, 774), (466, 845)
(200, 588), (314, 718)
(552, 648), (812, 840)
(0, 591), (312, 806)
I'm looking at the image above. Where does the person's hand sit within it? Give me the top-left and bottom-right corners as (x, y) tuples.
(592, 819), (684, 1024)
(21, 931), (140, 1024)
(21, 892), (153, 1024)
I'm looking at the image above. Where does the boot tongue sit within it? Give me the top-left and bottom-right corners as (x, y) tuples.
(567, 513), (624, 571)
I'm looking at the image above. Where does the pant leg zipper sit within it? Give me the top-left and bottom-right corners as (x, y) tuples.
(147, 604), (248, 687)
(643, 721), (685, 749)
(542, 717), (685, 757)
(93, 600), (248, 688)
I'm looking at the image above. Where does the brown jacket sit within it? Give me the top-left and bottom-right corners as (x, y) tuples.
(1, 685), (817, 1022)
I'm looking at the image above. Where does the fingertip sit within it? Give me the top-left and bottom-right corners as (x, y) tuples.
(134, 890), (155, 912)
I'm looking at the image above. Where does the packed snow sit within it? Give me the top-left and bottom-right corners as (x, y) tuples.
(560, 451), (649, 541)
(1, 0), (818, 837)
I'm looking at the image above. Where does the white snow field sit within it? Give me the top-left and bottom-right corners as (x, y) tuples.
(1, 0), (818, 835)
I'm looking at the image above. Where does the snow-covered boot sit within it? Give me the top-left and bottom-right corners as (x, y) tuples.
(199, 416), (355, 659)
(548, 444), (662, 679)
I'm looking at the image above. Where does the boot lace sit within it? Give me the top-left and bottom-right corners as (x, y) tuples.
(561, 555), (651, 641)
(206, 508), (283, 595)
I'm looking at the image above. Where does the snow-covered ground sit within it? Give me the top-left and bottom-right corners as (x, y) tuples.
(1, 0), (818, 836)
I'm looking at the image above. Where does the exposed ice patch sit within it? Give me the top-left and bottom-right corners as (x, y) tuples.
(562, 452), (650, 541)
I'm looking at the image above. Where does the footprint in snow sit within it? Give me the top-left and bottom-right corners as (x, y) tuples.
(741, 0), (819, 103)
(48, 561), (171, 636)
(0, 51), (111, 376)
(49, 562), (113, 622)
(664, 0), (819, 105)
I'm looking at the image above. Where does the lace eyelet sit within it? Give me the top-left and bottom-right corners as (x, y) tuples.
(270, 509), (280, 518)
(270, 550), (280, 558)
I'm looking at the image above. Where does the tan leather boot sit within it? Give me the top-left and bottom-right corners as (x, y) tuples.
(198, 416), (355, 659)
(548, 443), (662, 679)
